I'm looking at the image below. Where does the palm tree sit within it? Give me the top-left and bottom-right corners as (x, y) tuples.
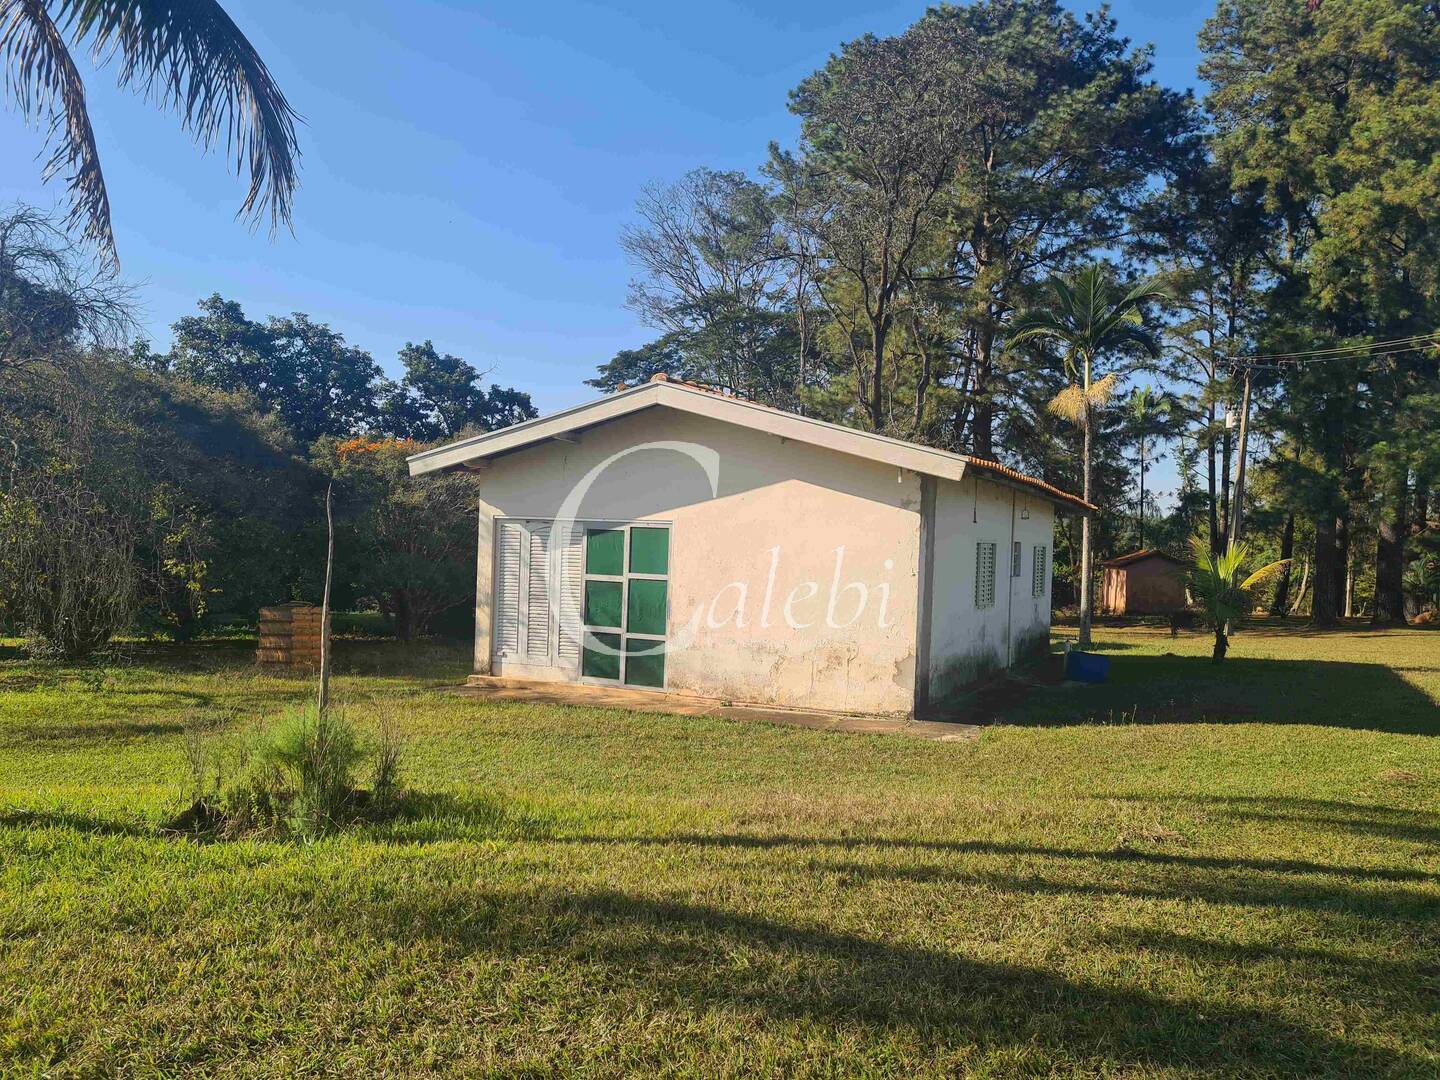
(1009, 264), (1167, 648)
(1126, 386), (1171, 548)
(1, 0), (300, 263)
(1186, 536), (1289, 663)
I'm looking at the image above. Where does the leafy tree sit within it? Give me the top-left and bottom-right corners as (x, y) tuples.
(618, 169), (802, 406)
(0, 0), (300, 261)
(586, 333), (697, 393)
(167, 296), (384, 443)
(1, 346), (315, 653)
(264, 313), (383, 443)
(1201, 0), (1440, 624)
(768, 16), (985, 434)
(1009, 264), (1166, 646)
(919, 0), (1196, 456)
(379, 340), (535, 440)
(1137, 161), (1274, 553)
(0, 392), (141, 658)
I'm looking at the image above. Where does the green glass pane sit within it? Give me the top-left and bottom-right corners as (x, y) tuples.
(628, 526), (669, 575)
(584, 580), (622, 628)
(585, 528), (624, 576)
(625, 578), (668, 636)
(624, 637), (665, 688)
(582, 632), (621, 680)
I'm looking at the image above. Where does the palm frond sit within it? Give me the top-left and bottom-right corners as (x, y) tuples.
(1007, 310), (1071, 351)
(1048, 275), (1076, 321)
(1, 0), (113, 257)
(1118, 277), (1170, 309)
(1100, 321), (1163, 359)
(58, 0), (302, 232)
(1240, 559), (1291, 591)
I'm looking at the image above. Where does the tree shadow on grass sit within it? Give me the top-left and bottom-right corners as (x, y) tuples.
(0, 719), (186, 745)
(310, 882), (1430, 1076)
(0, 808), (157, 839)
(553, 832), (1440, 886)
(1002, 656), (1439, 734)
(1104, 794), (1440, 847)
(1092, 927), (1440, 1023)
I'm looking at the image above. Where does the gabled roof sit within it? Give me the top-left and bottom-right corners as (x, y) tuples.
(1101, 548), (1186, 569)
(407, 375), (1094, 512)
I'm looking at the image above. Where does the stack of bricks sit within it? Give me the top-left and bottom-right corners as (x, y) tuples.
(256, 603), (323, 666)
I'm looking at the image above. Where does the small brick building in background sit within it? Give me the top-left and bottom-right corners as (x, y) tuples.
(1100, 550), (1188, 615)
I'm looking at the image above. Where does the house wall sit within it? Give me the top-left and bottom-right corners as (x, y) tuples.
(925, 476), (1055, 708)
(1116, 559), (1186, 614)
(468, 407), (923, 714)
(1101, 568), (1126, 614)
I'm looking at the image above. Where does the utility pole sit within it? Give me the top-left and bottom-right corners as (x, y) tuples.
(1225, 367), (1252, 638)
(1230, 367), (1253, 545)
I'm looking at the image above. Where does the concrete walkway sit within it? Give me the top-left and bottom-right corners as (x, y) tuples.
(453, 676), (982, 742)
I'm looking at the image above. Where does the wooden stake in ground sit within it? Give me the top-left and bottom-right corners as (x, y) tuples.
(318, 482), (335, 715)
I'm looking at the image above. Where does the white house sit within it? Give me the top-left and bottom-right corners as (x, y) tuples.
(407, 375), (1092, 716)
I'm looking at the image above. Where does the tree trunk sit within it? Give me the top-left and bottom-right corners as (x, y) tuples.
(1333, 511), (1349, 617)
(1212, 625), (1228, 664)
(1078, 389), (1094, 649)
(1137, 441), (1145, 549)
(1206, 403), (1219, 554)
(1311, 514), (1340, 626)
(868, 318), (887, 430)
(392, 589), (415, 641)
(1373, 471), (1409, 625)
(1269, 513), (1295, 617)
(1219, 419), (1233, 550)
(1289, 559), (1311, 617)
(971, 324), (995, 459)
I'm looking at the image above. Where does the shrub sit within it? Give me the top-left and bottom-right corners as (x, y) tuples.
(253, 706), (366, 838)
(175, 705), (406, 839)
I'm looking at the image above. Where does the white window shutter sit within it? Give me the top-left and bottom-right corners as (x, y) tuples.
(556, 526), (584, 668)
(495, 521), (522, 657)
(525, 521), (552, 659)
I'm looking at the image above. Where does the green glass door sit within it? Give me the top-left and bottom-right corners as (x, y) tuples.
(581, 523), (669, 687)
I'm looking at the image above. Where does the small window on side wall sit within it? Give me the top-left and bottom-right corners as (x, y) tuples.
(1012, 540), (1022, 578)
(976, 542), (997, 609)
(1033, 545), (1047, 598)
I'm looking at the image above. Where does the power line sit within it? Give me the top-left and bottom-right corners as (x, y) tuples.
(1242, 341), (1440, 371)
(1208, 331), (1440, 371)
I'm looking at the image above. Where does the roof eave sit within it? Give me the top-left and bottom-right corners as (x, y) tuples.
(406, 380), (1093, 512)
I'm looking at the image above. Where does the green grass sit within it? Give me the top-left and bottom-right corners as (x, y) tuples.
(1, 625), (1437, 1076)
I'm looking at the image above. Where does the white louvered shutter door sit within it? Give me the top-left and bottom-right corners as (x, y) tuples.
(494, 521), (523, 658)
(556, 526), (584, 671)
(525, 521), (553, 661)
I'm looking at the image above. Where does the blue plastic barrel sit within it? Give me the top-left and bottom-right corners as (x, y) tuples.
(1064, 650), (1111, 684)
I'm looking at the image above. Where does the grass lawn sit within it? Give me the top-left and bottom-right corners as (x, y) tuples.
(1, 623), (1438, 1076)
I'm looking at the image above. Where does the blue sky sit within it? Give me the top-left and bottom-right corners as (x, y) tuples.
(1, 0), (1214, 495)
